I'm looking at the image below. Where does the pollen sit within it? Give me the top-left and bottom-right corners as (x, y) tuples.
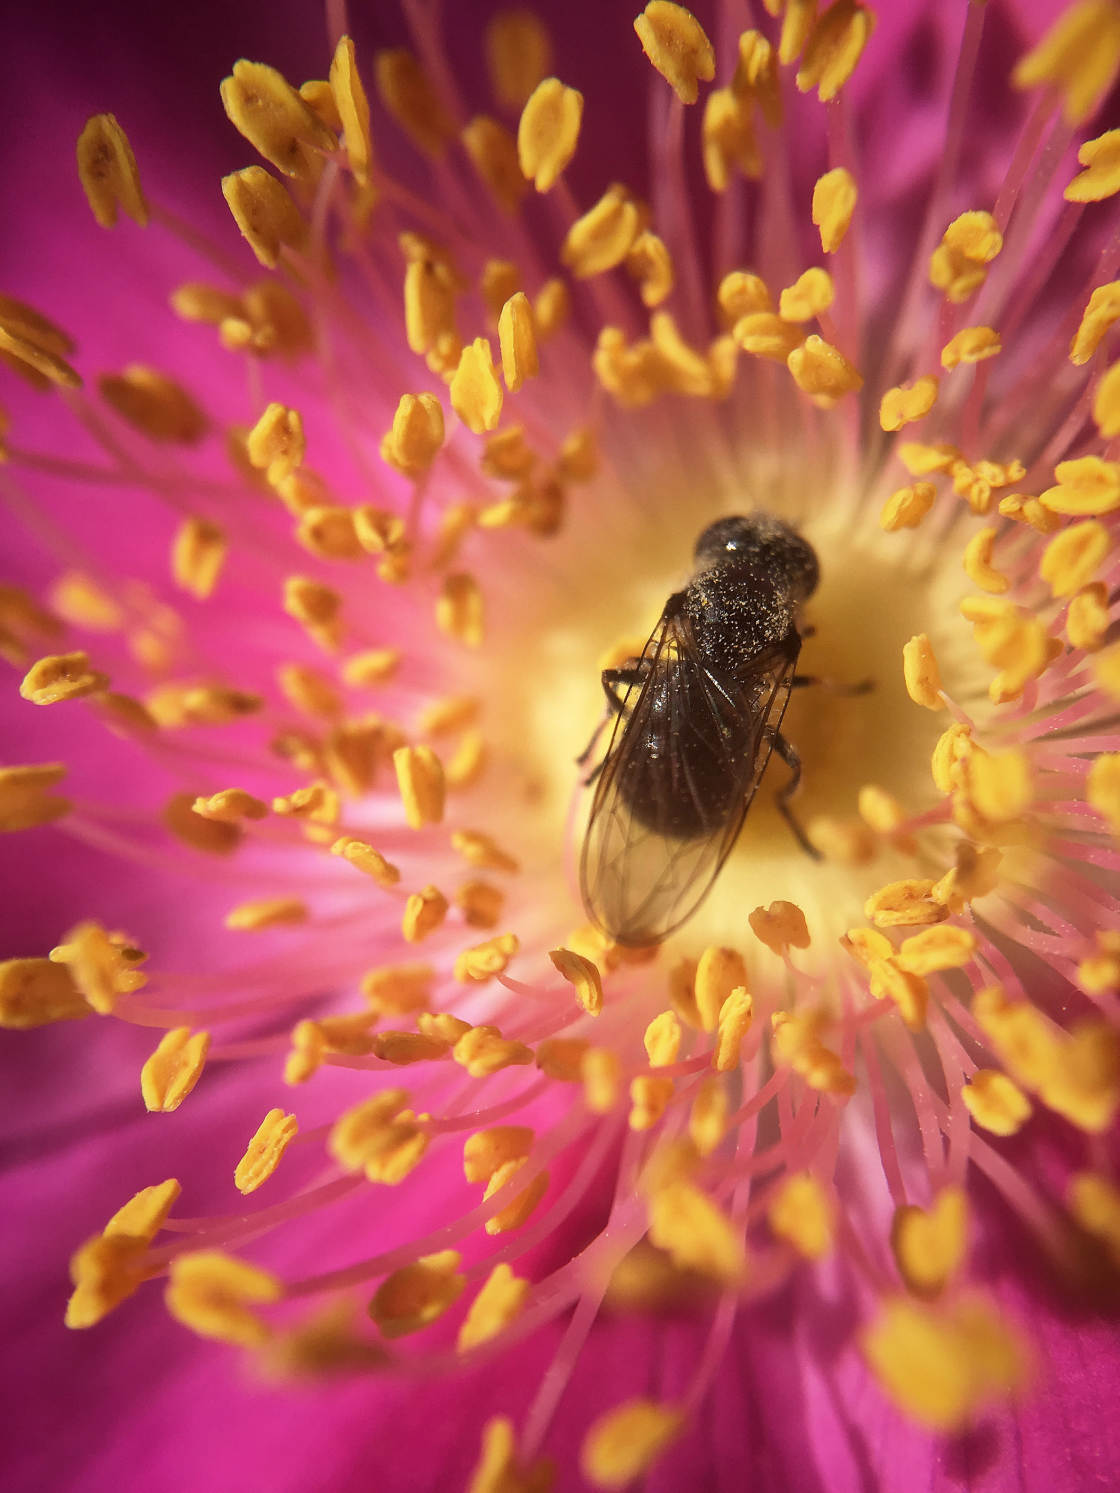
(891, 1188), (968, 1298)
(787, 334), (863, 405)
(880, 482), (936, 531)
(360, 964), (434, 1017)
(812, 167), (857, 253)
(1012, 0), (1120, 125)
(165, 1250), (284, 1346)
(483, 1158), (548, 1234)
(402, 886), (449, 943)
(768, 1172), (835, 1260)
(463, 1126), (533, 1184)
(778, 268), (835, 323)
(220, 59), (335, 180)
(633, 3), (715, 105)
(930, 212), (1003, 303)
(717, 271), (772, 322)
(1069, 584), (1110, 651)
(19, 650), (108, 705)
(497, 292), (539, 392)
(902, 633), (945, 710)
(865, 879), (947, 929)
(140, 1026), (211, 1112)
(895, 925), (976, 976)
(50, 920), (146, 1014)
(941, 326), (1002, 369)
(65, 1178), (180, 1328)
(235, 1109), (298, 1194)
(76, 113), (148, 229)
(247, 402), (305, 485)
(1070, 281), (1120, 363)
(562, 186), (643, 279)
(643, 1010), (682, 1068)
(453, 1021), (531, 1072)
(796, 0), (876, 102)
(1039, 455), (1120, 515)
(0, 957), (88, 1029)
(748, 900), (811, 957)
(328, 36), (373, 184)
(628, 1075), (675, 1130)
(966, 747), (1032, 822)
(647, 1179), (746, 1284)
(879, 377), (939, 433)
(331, 837), (400, 888)
(457, 1263), (530, 1353)
(370, 1251), (465, 1339)
(713, 988), (754, 1072)
(581, 1398), (684, 1489)
(960, 1069), (1033, 1136)
(0, 761), (70, 832)
(517, 77), (583, 192)
(224, 896), (308, 931)
(549, 946), (603, 1015)
(868, 958), (929, 1030)
(221, 166), (306, 267)
(393, 745), (446, 829)
(171, 517), (227, 599)
(694, 945), (748, 1032)
(450, 339), (504, 433)
(962, 527), (1009, 593)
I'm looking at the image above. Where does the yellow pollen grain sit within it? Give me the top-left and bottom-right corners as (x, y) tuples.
(0, 957), (88, 1029)
(402, 885), (449, 943)
(370, 1250), (465, 1339)
(1070, 282), (1120, 363)
(328, 36), (373, 184)
(247, 403), (304, 486)
(235, 1109), (298, 1194)
(880, 482), (936, 532)
(140, 1026), (211, 1112)
(648, 1179), (746, 1283)
(393, 744), (446, 829)
(880, 376), (939, 433)
(941, 326), (1002, 369)
(457, 1263), (530, 1353)
(1066, 128), (1120, 202)
(221, 59), (334, 180)
(583, 1047), (622, 1113)
(695, 945), (748, 1033)
(1040, 455), (1120, 515)
(713, 987), (754, 1072)
(1088, 754), (1120, 832)
(549, 946), (603, 1015)
(497, 292), (539, 392)
(643, 1010), (682, 1068)
(221, 166), (306, 268)
(787, 333), (863, 404)
(1069, 1172), (1120, 1266)
(171, 517), (226, 600)
(76, 113), (148, 229)
(462, 116), (527, 214)
(629, 1075), (675, 1131)
(769, 1172), (835, 1260)
(778, 267), (835, 323)
(865, 878), (947, 929)
(581, 1399), (684, 1490)
(1012, 0), (1120, 125)
(891, 1188), (968, 1298)
(627, 230), (675, 307)
(634, 3), (715, 105)
(862, 1295), (1029, 1432)
(902, 633), (945, 710)
(517, 77), (583, 192)
(20, 650), (108, 706)
(454, 934), (520, 986)
(797, 0), (876, 102)
(374, 49), (454, 158)
(812, 166), (857, 253)
(331, 836), (400, 888)
(561, 185), (643, 279)
(961, 1069), (1032, 1136)
(962, 526), (1009, 594)
(166, 1250), (283, 1347)
(436, 572), (484, 648)
(0, 762), (70, 833)
(450, 338), (504, 433)
(1093, 358), (1120, 437)
(689, 1077), (728, 1157)
(748, 900), (810, 957)
(225, 896), (308, 931)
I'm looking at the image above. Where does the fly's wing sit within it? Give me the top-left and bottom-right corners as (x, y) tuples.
(580, 611), (799, 946)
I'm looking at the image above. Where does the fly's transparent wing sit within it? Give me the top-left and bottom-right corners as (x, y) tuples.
(580, 612), (799, 946)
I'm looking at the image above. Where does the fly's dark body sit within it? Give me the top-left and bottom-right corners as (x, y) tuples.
(579, 513), (819, 947)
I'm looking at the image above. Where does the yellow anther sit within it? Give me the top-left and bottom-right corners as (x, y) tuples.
(276, 662), (338, 719)
(221, 166), (307, 268)
(1069, 1172), (1120, 1266)
(171, 517), (226, 600)
(812, 166), (857, 253)
(50, 921), (146, 1014)
(648, 1180), (746, 1283)
(402, 885), (449, 943)
(857, 785), (909, 839)
(418, 1011), (472, 1045)
(1094, 358), (1120, 437)
(375, 48), (454, 156)
(486, 10), (552, 109)
(65, 1179), (180, 1328)
(224, 896), (308, 931)
(247, 402), (304, 486)
(446, 831), (515, 878)
(879, 376), (939, 433)
(962, 526), (1009, 594)
(748, 900), (810, 957)
(1070, 282), (1120, 363)
(165, 791), (242, 855)
(865, 878), (947, 928)
(360, 963), (433, 1017)
(583, 1047), (622, 1113)
(626, 230), (674, 307)
(769, 1172), (835, 1259)
(628, 1074), (675, 1130)
(1040, 454), (1120, 515)
(1078, 931), (1120, 994)
(0, 762), (70, 833)
(581, 1399), (684, 1489)
(517, 77), (583, 192)
(549, 947), (603, 1015)
(48, 574), (120, 633)
(339, 648), (400, 690)
(649, 311), (722, 396)
(787, 333), (863, 405)
(694, 945), (747, 1032)
(941, 326), (1002, 370)
(235, 1109), (298, 1194)
(643, 1010), (682, 1068)
(1044, 1021), (1120, 1132)
(393, 745), (446, 829)
(328, 36), (372, 183)
(868, 958), (929, 1030)
(1088, 754), (1120, 831)
(701, 87), (760, 191)
(863, 1295), (1029, 1432)
(0, 957), (88, 1029)
(299, 78), (342, 131)
(530, 278), (568, 340)
(797, 0), (875, 101)
(902, 633), (945, 710)
(929, 211), (1003, 303)
(457, 1263), (530, 1353)
(713, 987), (754, 1072)
(483, 1157), (548, 1234)
(891, 1188), (968, 1299)
(481, 260), (522, 324)
(0, 295), (81, 390)
(170, 281), (243, 326)
(450, 338), (504, 433)
(896, 925), (976, 976)
(717, 270), (771, 323)
(778, 268), (835, 323)
(561, 185), (643, 278)
(76, 113), (148, 229)
(1067, 128), (1120, 204)
(966, 747), (1033, 823)
(271, 780), (338, 824)
(899, 440), (961, 476)
(331, 837), (400, 888)
(1069, 583), (1110, 651)
(961, 1069), (1032, 1135)
(880, 482), (936, 531)
(368, 1031), (447, 1066)
(20, 650), (108, 706)
(463, 1126), (533, 1187)
(807, 814), (876, 864)
(363, 1108), (430, 1185)
(403, 256), (458, 359)
(99, 365), (205, 444)
(685, 1078), (727, 1158)
(840, 926), (894, 968)
(497, 292), (539, 393)
(732, 28), (781, 122)
(436, 572), (484, 647)
(468, 1416), (551, 1493)
(454, 934), (521, 986)
(295, 506), (363, 562)
(167, 1251), (283, 1348)
(221, 59), (334, 178)
(460, 116), (525, 215)
(1012, 0), (1120, 125)
(140, 1026), (211, 1112)
(634, 2), (715, 104)
(536, 1036), (590, 1082)
(328, 1090), (410, 1168)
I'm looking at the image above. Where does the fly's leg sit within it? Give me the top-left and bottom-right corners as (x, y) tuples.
(576, 659), (649, 782)
(764, 727), (821, 860)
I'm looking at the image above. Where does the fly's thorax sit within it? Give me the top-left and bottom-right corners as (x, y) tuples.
(693, 513), (819, 603)
(683, 563), (799, 678)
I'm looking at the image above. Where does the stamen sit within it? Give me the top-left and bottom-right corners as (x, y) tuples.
(768, 1172), (836, 1259)
(328, 36), (373, 184)
(165, 1251), (283, 1345)
(812, 167), (857, 253)
(171, 517), (227, 599)
(374, 50), (455, 158)
(220, 59), (335, 180)
(0, 762), (70, 832)
(457, 1263), (530, 1351)
(581, 1399), (684, 1488)
(890, 1188), (968, 1297)
(548, 947), (603, 1015)
(140, 1026), (211, 1112)
(221, 166), (308, 267)
(393, 744), (446, 828)
(960, 1070), (1033, 1135)
(235, 1109), (299, 1194)
(517, 78), (583, 193)
(0, 957), (89, 1028)
(20, 651), (108, 704)
(1011, 0), (1120, 125)
(369, 1251), (465, 1337)
(76, 114), (149, 229)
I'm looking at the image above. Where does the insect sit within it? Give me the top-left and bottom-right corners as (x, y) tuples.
(579, 512), (820, 947)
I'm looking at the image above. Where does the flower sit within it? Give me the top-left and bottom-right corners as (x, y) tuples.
(3, 0), (1120, 1489)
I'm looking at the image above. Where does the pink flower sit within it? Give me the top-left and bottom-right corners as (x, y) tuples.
(3, 2), (1120, 1489)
